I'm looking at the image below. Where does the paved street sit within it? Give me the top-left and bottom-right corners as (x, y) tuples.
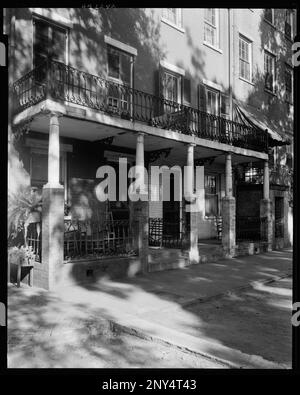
(8, 249), (292, 368)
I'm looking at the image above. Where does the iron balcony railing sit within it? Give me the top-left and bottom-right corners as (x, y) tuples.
(13, 59), (269, 152)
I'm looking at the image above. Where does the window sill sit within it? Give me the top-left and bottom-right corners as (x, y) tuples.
(239, 76), (254, 86)
(161, 17), (185, 33)
(203, 41), (223, 54)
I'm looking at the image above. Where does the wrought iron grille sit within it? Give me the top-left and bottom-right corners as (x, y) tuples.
(13, 59), (268, 152)
(149, 217), (186, 249)
(25, 222), (42, 262)
(64, 219), (134, 260)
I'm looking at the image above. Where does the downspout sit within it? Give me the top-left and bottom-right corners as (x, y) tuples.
(228, 8), (233, 121)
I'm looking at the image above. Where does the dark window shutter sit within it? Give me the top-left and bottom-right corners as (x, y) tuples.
(221, 94), (230, 117)
(198, 82), (206, 111)
(183, 77), (191, 105)
(158, 66), (165, 98)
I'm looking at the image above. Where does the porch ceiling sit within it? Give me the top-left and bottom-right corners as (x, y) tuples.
(29, 113), (262, 166)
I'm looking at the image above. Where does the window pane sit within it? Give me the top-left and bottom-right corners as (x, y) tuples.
(51, 27), (66, 62)
(108, 48), (120, 79)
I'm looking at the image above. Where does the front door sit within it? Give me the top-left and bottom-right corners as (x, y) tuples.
(162, 174), (181, 245)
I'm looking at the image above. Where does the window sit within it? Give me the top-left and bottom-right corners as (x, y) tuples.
(33, 18), (67, 68)
(264, 9), (274, 24)
(285, 64), (293, 104)
(107, 45), (132, 114)
(239, 35), (252, 82)
(204, 9), (219, 48)
(244, 166), (263, 183)
(162, 8), (183, 29)
(206, 88), (219, 115)
(205, 175), (218, 217)
(285, 9), (293, 40)
(107, 46), (131, 85)
(264, 51), (276, 92)
(160, 69), (182, 103)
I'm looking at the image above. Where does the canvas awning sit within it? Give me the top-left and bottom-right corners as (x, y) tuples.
(234, 102), (291, 147)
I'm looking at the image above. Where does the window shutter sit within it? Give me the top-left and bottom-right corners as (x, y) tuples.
(220, 93), (230, 118)
(183, 77), (191, 105)
(198, 82), (206, 111)
(158, 66), (165, 98)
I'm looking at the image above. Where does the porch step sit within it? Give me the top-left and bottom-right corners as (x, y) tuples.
(148, 248), (189, 272)
(148, 244), (225, 273)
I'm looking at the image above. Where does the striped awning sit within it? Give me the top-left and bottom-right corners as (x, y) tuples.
(234, 102), (291, 147)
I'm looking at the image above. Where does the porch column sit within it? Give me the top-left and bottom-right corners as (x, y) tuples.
(185, 143), (199, 264)
(260, 160), (273, 251)
(41, 112), (65, 290)
(131, 132), (149, 274)
(221, 153), (236, 257)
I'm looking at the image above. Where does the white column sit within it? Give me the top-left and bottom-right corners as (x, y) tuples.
(136, 132), (145, 193)
(263, 160), (270, 200)
(47, 113), (62, 187)
(225, 153), (233, 197)
(186, 143), (195, 199)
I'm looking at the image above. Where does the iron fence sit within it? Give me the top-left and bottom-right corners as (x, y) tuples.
(64, 219), (134, 260)
(25, 222), (42, 262)
(13, 59), (268, 152)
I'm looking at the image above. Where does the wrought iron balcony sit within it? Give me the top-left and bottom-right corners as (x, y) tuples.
(12, 59), (268, 152)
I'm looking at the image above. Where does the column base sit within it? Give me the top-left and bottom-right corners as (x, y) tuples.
(131, 200), (149, 274)
(260, 198), (273, 252)
(39, 186), (65, 290)
(221, 196), (236, 258)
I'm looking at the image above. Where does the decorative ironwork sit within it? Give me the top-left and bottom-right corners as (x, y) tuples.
(64, 219), (134, 260)
(12, 117), (34, 141)
(13, 59), (268, 153)
(25, 222), (42, 262)
(147, 148), (172, 163)
(194, 156), (217, 166)
(95, 136), (114, 145)
(148, 218), (186, 249)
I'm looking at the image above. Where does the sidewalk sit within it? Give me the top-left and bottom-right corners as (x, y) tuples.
(8, 249), (292, 368)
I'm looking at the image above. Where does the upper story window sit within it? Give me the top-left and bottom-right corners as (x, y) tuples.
(106, 45), (133, 114)
(107, 46), (132, 85)
(204, 9), (219, 48)
(264, 50), (276, 92)
(199, 81), (230, 119)
(285, 64), (293, 104)
(206, 87), (219, 115)
(285, 9), (293, 40)
(33, 17), (67, 68)
(239, 35), (252, 82)
(161, 70), (181, 103)
(264, 9), (274, 25)
(162, 8), (183, 29)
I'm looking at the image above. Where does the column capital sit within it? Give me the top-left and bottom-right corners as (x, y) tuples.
(41, 108), (64, 119)
(186, 142), (196, 147)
